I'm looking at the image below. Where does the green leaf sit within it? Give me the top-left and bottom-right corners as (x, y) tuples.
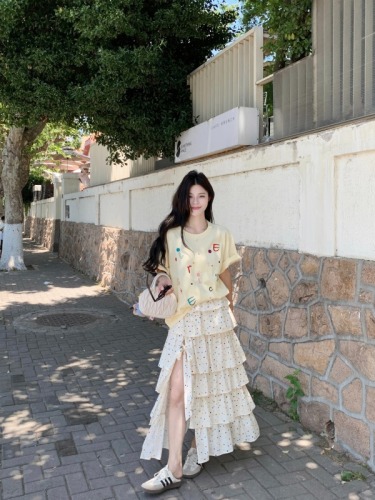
(0, 0), (237, 158)
(239, 0), (312, 70)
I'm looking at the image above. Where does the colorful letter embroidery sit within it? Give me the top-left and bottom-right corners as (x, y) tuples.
(187, 296), (196, 306)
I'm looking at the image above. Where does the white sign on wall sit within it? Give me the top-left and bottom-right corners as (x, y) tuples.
(175, 107), (259, 163)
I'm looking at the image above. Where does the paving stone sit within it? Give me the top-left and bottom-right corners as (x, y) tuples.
(203, 483), (247, 499)
(85, 422), (105, 436)
(274, 470), (311, 486)
(223, 459), (257, 474)
(112, 482), (139, 499)
(261, 439), (296, 458)
(70, 487), (113, 500)
(55, 438), (78, 457)
(46, 486), (70, 499)
(0, 467), (22, 481)
(24, 477), (65, 494)
(66, 471), (89, 494)
(96, 449), (119, 467)
(82, 460), (106, 479)
(78, 441), (111, 454)
(281, 457), (313, 472)
(1, 442), (21, 461)
(246, 466), (282, 488)
(267, 482), (310, 498)
(239, 480), (274, 500)
(331, 479), (371, 496)
(188, 472), (218, 492)
(38, 450), (61, 470)
(302, 478), (339, 499)
(2, 455), (38, 469)
(214, 468), (253, 486)
(60, 452), (97, 465)
(358, 490), (375, 499)
(114, 459), (141, 473)
(254, 454), (287, 475)
(293, 495), (317, 500)
(44, 464), (83, 479)
(11, 494), (46, 500)
(109, 437), (133, 461)
(63, 408), (99, 426)
(11, 374), (26, 385)
(22, 464), (43, 483)
(1, 476), (24, 499)
(179, 480), (207, 500)
(307, 465), (341, 488)
(89, 474), (129, 489)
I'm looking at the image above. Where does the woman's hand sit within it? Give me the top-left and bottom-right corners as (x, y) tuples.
(155, 275), (173, 295)
(132, 303), (146, 317)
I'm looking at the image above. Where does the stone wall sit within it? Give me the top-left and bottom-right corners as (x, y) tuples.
(59, 221), (155, 304)
(24, 216), (60, 252)
(58, 220), (375, 469)
(233, 246), (375, 467)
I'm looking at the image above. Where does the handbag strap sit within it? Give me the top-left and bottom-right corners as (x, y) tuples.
(146, 273), (154, 295)
(146, 273), (171, 302)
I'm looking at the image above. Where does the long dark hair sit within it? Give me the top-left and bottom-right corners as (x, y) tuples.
(143, 170), (215, 274)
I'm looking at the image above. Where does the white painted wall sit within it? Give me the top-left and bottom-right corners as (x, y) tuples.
(90, 143), (130, 186)
(37, 118), (375, 261)
(90, 143), (155, 186)
(30, 198), (57, 220)
(336, 151), (375, 259)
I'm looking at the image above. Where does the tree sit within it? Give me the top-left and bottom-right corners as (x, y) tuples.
(0, 0), (236, 270)
(29, 123), (81, 165)
(22, 166), (49, 209)
(240, 0), (312, 71)
(22, 123), (82, 209)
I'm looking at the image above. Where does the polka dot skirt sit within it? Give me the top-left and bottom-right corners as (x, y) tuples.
(140, 298), (260, 464)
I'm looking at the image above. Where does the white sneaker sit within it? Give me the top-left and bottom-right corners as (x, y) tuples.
(141, 465), (182, 495)
(182, 448), (203, 478)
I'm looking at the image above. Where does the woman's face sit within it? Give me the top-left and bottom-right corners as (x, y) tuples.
(189, 184), (209, 218)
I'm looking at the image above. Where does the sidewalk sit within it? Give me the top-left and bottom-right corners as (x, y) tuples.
(0, 240), (374, 500)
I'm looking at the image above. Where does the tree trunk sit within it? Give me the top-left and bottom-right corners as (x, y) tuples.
(0, 122), (46, 271)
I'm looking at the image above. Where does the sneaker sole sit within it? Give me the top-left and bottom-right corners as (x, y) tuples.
(142, 481), (182, 495)
(182, 466), (203, 479)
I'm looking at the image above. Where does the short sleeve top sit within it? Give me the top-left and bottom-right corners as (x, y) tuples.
(159, 222), (241, 327)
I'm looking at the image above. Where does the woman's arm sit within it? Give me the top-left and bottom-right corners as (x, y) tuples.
(219, 268), (234, 311)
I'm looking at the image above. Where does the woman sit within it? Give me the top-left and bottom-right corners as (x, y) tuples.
(140, 170), (259, 494)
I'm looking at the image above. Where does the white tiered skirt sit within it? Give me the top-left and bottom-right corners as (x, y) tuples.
(140, 298), (260, 464)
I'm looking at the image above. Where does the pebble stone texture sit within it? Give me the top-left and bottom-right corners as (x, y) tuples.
(0, 238), (374, 499)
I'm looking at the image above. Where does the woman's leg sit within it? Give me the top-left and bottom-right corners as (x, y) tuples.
(167, 356), (185, 478)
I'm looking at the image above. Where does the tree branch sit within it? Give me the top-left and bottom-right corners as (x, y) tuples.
(23, 118), (48, 147)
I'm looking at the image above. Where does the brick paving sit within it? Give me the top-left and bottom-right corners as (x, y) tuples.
(0, 239), (374, 500)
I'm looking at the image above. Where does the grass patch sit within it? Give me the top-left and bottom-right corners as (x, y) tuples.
(341, 470), (366, 482)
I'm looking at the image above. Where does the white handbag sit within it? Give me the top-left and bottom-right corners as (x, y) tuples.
(138, 273), (177, 319)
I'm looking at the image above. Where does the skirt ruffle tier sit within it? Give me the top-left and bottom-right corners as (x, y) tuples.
(140, 298), (260, 464)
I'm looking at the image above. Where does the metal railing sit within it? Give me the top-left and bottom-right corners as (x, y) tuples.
(274, 0), (375, 139)
(188, 27), (264, 124)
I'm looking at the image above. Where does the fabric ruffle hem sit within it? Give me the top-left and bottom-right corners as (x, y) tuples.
(140, 298), (260, 464)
